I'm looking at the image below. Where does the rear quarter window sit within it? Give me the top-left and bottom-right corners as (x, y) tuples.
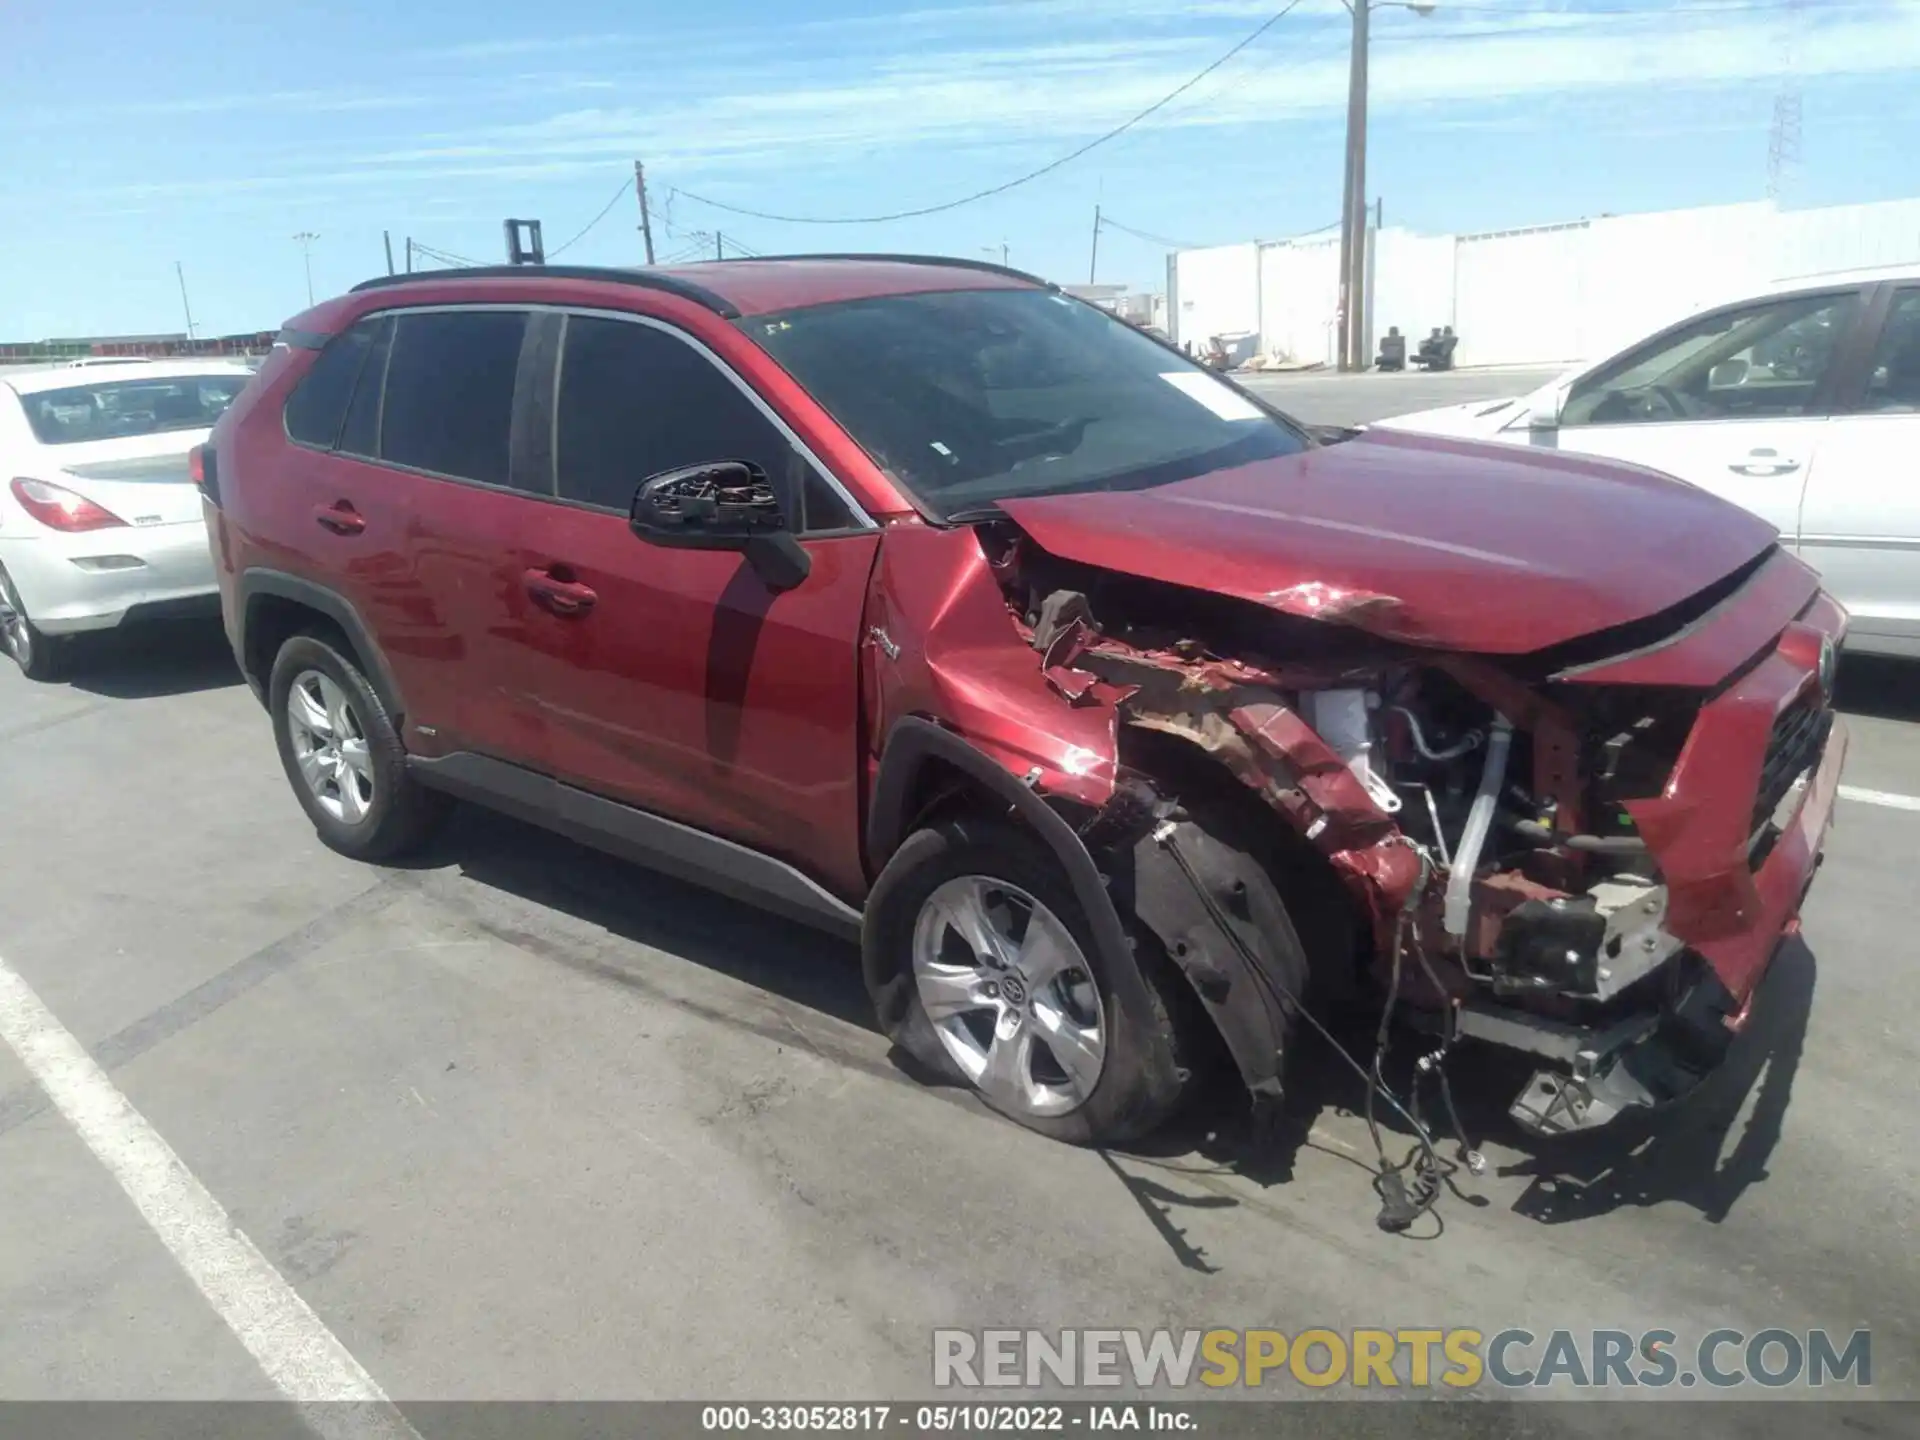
(284, 321), (382, 448)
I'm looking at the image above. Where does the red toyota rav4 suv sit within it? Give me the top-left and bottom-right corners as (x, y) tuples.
(202, 257), (1845, 1160)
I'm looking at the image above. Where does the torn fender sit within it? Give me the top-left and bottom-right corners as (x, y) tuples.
(1069, 643), (1427, 938)
(860, 521), (1120, 816)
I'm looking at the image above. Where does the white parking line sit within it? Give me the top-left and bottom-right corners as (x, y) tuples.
(1839, 784), (1920, 813)
(0, 950), (420, 1440)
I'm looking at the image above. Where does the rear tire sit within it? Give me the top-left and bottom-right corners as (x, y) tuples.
(0, 566), (65, 682)
(269, 632), (446, 861)
(863, 814), (1195, 1145)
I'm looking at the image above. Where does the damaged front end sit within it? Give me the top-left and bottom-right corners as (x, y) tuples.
(976, 522), (1847, 1142)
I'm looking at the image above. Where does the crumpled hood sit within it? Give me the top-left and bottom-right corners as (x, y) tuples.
(997, 428), (1779, 655)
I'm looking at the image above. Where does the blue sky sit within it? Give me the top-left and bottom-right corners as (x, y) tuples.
(3, 0), (1918, 338)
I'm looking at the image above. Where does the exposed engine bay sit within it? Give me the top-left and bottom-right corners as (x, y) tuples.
(962, 517), (1840, 1229)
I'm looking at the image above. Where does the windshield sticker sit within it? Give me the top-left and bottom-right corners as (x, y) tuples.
(1158, 372), (1264, 422)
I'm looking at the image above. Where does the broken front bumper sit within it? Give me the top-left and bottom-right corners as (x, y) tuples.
(1472, 692), (1846, 1138)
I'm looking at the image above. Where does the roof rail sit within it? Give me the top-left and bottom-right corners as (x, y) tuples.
(348, 265), (743, 318)
(710, 252), (1056, 291)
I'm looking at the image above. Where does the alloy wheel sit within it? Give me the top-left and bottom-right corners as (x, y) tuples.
(0, 571), (33, 671)
(286, 669), (376, 824)
(911, 875), (1107, 1118)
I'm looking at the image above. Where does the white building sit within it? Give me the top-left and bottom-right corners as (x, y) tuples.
(1168, 195), (1920, 369)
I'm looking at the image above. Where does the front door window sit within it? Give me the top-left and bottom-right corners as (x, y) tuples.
(1563, 291), (1859, 428)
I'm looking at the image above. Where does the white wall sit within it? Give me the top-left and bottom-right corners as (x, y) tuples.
(1169, 243), (1259, 351)
(1775, 197), (1920, 280)
(1451, 222), (1590, 368)
(1257, 235), (1342, 366)
(1173, 195), (1920, 369)
(1573, 202), (1773, 358)
(1370, 229), (1454, 357)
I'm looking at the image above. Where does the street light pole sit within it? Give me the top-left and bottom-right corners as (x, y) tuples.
(292, 232), (319, 306)
(1336, 0), (1435, 372)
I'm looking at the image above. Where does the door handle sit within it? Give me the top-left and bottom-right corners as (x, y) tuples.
(1729, 448), (1801, 478)
(313, 502), (366, 536)
(523, 568), (597, 617)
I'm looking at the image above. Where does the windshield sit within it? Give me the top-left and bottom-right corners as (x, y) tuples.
(17, 373), (249, 446)
(742, 288), (1308, 519)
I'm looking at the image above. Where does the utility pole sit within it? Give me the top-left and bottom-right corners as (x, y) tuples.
(1335, 0), (1369, 372)
(1089, 205), (1102, 285)
(635, 161), (657, 264)
(292, 232), (319, 306)
(716, 231), (724, 261)
(383, 231), (396, 275)
(405, 237), (413, 273)
(174, 261), (196, 341)
(1337, 1), (1435, 371)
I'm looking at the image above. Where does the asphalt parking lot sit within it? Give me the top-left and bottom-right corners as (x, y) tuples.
(1, 370), (1916, 1432)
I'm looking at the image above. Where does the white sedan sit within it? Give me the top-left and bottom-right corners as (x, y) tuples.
(0, 358), (252, 679)
(1376, 266), (1920, 659)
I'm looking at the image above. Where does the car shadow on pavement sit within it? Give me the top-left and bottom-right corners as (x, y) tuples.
(389, 802), (1815, 1256)
(395, 801), (880, 1036)
(1115, 937), (1815, 1241)
(1495, 937), (1815, 1226)
(60, 620), (244, 699)
(1834, 653), (1920, 723)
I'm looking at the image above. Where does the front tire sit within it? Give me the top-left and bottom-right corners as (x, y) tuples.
(864, 815), (1194, 1145)
(269, 632), (445, 861)
(0, 566), (65, 682)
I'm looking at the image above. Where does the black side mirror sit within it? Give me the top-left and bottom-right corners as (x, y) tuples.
(630, 461), (812, 592)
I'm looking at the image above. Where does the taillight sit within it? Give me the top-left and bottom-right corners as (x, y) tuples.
(191, 444), (221, 505)
(9, 477), (128, 533)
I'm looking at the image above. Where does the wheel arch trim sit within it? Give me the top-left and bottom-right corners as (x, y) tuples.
(235, 569), (406, 722)
(867, 716), (1135, 984)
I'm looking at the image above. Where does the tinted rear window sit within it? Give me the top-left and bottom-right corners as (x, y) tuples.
(336, 317), (394, 458)
(285, 322), (380, 448)
(381, 311), (527, 487)
(22, 374), (248, 446)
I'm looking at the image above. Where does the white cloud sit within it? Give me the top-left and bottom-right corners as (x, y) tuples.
(5, 88), (435, 129)
(323, 0), (1920, 185)
(16, 1), (1917, 211)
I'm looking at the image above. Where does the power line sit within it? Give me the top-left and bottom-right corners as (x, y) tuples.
(658, 235), (716, 263)
(548, 175), (637, 259)
(670, 0), (1310, 226)
(411, 241), (483, 268)
(1099, 212), (1338, 254)
(1097, 215), (1201, 251)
